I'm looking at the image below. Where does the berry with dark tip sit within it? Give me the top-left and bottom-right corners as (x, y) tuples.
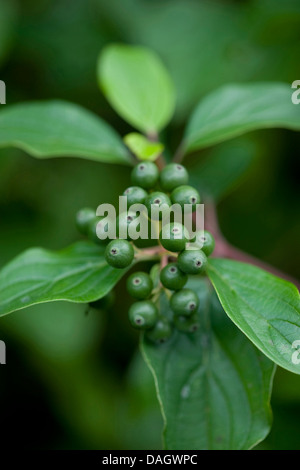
(170, 288), (199, 317)
(123, 186), (148, 207)
(171, 185), (200, 211)
(145, 316), (173, 343)
(116, 211), (139, 240)
(174, 313), (200, 333)
(131, 161), (159, 189)
(128, 300), (158, 329)
(145, 191), (171, 220)
(159, 222), (189, 252)
(127, 272), (153, 299)
(105, 239), (134, 268)
(195, 230), (215, 256)
(177, 249), (207, 275)
(160, 263), (188, 290)
(159, 163), (189, 192)
(76, 208), (96, 235)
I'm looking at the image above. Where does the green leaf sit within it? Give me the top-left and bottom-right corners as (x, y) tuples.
(98, 44), (175, 133)
(0, 100), (131, 164)
(184, 83), (300, 152)
(124, 132), (164, 161)
(0, 241), (129, 317)
(141, 278), (275, 450)
(188, 138), (257, 201)
(206, 258), (300, 375)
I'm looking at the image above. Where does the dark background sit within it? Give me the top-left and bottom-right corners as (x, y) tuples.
(0, 0), (299, 449)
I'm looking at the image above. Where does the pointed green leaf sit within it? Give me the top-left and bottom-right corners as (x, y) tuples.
(0, 101), (132, 164)
(98, 44), (176, 133)
(206, 258), (300, 375)
(0, 241), (129, 317)
(142, 279), (275, 450)
(184, 83), (300, 152)
(124, 132), (164, 161)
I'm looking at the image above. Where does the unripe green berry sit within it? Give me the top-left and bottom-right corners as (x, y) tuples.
(195, 230), (215, 256)
(127, 272), (153, 299)
(87, 217), (108, 244)
(93, 217), (111, 243)
(116, 211), (138, 240)
(159, 222), (189, 252)
(76, 208), (96, 235)
(174, 313), (200, 333)
(160, 263), (188, 290)
(145, 191), (171, 220)
(131, 162), (159, 189)
(128, 300), (158, 330)
(105, 239), (134, 268)
(170, 288), (199, 317)
(171, 185), (200, 211)
(145, 316), (173, 344)
(123, 186), (148, 207)
(177, 249), (207, 275)
(159, 163), (189, 192)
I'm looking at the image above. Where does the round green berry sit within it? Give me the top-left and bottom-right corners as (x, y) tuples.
(195, 230), (215, 256)
(76, 208), (95, 235)
(170, 288), (199, 317)
(87, 216), (111, 244)
(94, 216), (112, 243)
(160, 263), (188, 290)
(159, 163), (189, 192)
(116, 211), (138, 240)
(145, 191), (171, 220)
(86, 217), (107, 244)
(171, 185), (200, 211)
(145, 316), (173, 344)
(128, 301), (158, 330)
(174, 313), (200, 333)
(123, 186), (148, 207)
(131, 162), (159, 189)
(159, 222), (189, 252)
(177, 249), (207, 275)
(127, 272), (153, 299)
(105, 239), (134, 268)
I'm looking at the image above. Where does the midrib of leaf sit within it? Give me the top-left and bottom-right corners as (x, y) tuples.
(0, 137), (121, 159)
(187, 116), (297, 148)
(140, 336), (168, 449)
(0, 243), (134, 316)
(1, 267), (103, 310)
(213, 333), (265, 449)
(2, 259), (107, 300)
(142, 312), (272, 450)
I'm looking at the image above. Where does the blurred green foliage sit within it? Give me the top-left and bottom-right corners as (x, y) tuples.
(0, 0), (299, 449)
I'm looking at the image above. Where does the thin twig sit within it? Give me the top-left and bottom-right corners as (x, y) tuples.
(155, 154), (166, 170)
(146, 131), (167, 169)
(173, 142), (185, 163)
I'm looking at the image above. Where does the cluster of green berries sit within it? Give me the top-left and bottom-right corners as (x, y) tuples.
(75, 161), (215, 344)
